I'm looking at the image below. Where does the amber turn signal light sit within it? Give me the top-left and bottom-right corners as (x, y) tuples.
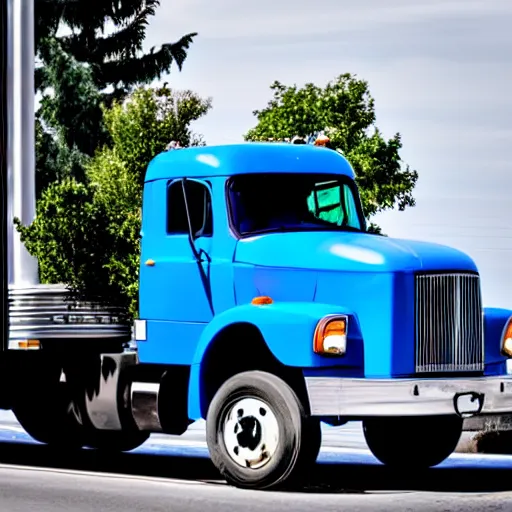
(502, 317), (512, 357)
(313, 315), (348, 356)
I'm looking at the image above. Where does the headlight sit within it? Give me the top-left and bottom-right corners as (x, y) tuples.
(501, 316), (512, 357)
(313, 315), (348, 356)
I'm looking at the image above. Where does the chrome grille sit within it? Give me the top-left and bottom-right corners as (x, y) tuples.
(415, 273), (484, 373)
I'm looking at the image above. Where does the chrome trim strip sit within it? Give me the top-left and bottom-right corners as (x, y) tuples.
(305, 376), (512, 417)
(8, 284), (131, 341)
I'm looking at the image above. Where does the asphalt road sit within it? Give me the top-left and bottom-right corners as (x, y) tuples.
(0, 410), (510, 511)
(1, 444), (512, 512)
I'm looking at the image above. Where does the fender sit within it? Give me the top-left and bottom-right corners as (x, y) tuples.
(484, 307), (512, 373)
(186, 302), (364, 420)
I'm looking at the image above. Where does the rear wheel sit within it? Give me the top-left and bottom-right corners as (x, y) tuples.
(84, 429), (149, 453)
(13, 366), (85, 450)
(206, 370), (317, 490)
(363, 415), (463, 469)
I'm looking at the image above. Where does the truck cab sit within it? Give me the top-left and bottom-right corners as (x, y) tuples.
(9, 142), (512, 490)
(131, 142), (512, 486)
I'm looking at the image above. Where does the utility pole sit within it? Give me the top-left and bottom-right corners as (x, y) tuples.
(8, 0), (39, 288)
(1, 0), (8, 350)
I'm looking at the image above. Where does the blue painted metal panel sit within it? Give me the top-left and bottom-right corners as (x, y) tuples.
(145, 143), (356, 182)
(190, 302), (363, 368)
(314, 270), (400, 377)
(233, 231), (478, 377)
(233, 264), (318, 305)
(186, 302), (365, 419)
(233, 231), (478, 274)
(137, 320), (207, 365)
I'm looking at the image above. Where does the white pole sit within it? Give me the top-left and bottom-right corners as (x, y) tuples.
(6, 0), (13, 285)
(8, 0), (39, 287)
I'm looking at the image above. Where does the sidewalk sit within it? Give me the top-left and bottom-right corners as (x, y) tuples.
(0, 409), (477, 453)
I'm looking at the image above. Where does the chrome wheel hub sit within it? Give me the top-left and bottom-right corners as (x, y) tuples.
(223, 397), (279, 469)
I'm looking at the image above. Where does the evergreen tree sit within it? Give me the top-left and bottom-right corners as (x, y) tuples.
(34, 0), (197, 195)
(35, 39), (104, 197)
(35, 0), (197, 103)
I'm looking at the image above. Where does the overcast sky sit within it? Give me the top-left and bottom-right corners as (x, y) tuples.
(145, 0), (512, 308)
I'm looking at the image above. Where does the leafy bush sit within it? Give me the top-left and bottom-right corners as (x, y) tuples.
(16, 85), (211, 318)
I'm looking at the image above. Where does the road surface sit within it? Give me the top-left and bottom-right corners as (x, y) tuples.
(0, 410), (512, 511)
(1, 442), (512, 511)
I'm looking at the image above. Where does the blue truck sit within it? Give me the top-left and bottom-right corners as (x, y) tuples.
(4, 142), (512, 490)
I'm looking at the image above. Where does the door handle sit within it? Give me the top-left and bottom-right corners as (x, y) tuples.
(145, 259), (155, 267)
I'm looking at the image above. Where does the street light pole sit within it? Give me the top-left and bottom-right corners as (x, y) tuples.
(1, 0), (8, 350)
(8, 0), (39, 287)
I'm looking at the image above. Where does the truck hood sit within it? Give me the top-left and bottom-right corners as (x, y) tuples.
(234, 231), (478, 274)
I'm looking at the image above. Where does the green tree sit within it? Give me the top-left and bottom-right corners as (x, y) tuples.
(102, 84), (211, 187)
(35, 39), (104, 197)
(35, 0), (196, 103)
(34, 0), (197, 196)
(245, 74), (418, 232)
(17, 85), (212, 318)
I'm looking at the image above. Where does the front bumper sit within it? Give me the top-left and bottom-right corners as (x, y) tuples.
(305, 375), (512, 419)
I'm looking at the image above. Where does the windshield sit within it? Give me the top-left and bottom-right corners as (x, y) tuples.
(227, 173), (365, 237)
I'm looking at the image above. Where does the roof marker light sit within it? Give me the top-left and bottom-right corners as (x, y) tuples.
(251, 296), (273, 306)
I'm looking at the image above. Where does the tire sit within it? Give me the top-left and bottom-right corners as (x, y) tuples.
(299, 417), (322, 467)
(206, 370), (315, 490)
(363, 415), (463, 469)
(84, 429), (150, 453)
(13, 369), (85, 450)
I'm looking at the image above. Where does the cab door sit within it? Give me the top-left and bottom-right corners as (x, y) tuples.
(139, 178), (214, 364)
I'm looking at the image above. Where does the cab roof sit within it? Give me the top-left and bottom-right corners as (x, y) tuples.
(144, 143), (355, 183)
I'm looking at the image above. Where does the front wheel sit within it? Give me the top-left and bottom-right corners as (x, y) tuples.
(206, 371), (317, 490)
(363, 415), (463, 469)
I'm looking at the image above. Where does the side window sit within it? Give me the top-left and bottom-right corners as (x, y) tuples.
(306, 180), (361, 229)
(167, 180), (213, 237)
(307, 181), (345, 225)
(342, 184), (362, 229)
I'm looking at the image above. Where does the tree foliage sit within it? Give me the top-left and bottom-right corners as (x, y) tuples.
(17, 85), (212, 317)
(35, 39), (104, 198)
(34, 0), (197, 196)
(103, 84), (211, 187)
(245, 74), (419, 232)
(35, 0), (197, 102)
